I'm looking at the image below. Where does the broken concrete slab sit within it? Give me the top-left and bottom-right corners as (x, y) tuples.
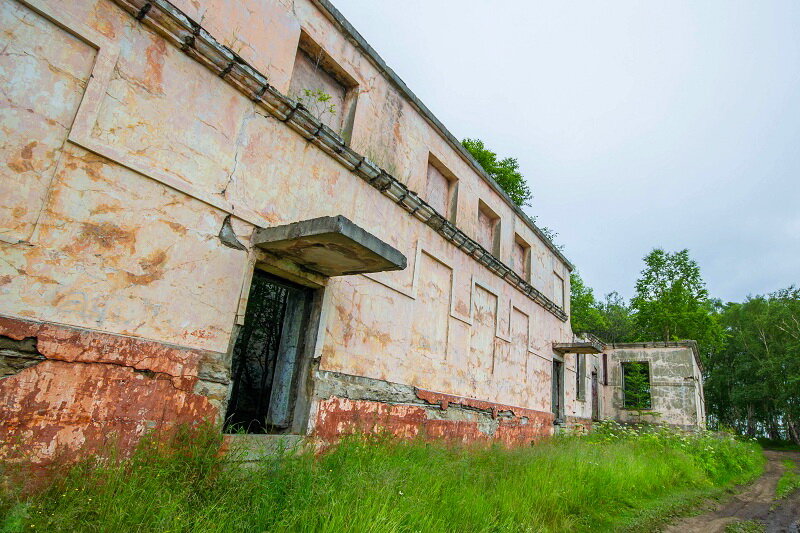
(253, 215), (406, 277)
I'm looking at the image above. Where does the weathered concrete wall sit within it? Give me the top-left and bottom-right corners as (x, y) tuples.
(0, 0), (578, 462)
(568, 352), (601, 423)
(310, 371), (554, 445)
(0, 315), (225, 464)
(602, 342), (705, 429)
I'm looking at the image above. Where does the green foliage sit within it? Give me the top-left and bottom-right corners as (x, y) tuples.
(570, 273), (636, 342)
(725, 520), (766, 533)
(631, 248), (724, 357)
(295, 88), (337, 123)
(594, 291), (638, 343)
(591, 420), (763, 486)
(1, 424), (763, 533)
(623, 362), (652, 411)
(461, 138), (532, 207)
(570, 271), (607, 335)
(704, 287), (800, 443)
(776, 459), (800, 499)
(572, 248), (799, 442)
(537, 225), (564, 251)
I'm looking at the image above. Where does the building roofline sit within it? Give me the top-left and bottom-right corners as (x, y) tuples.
(108, 0), (571, 321)
(608, 340), (703, 372)
(311, 0), (574, 271)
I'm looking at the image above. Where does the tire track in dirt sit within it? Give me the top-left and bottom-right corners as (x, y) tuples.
(662, 450), (800, 533)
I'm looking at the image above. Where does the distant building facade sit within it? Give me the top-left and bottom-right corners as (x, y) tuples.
(0, 0), (703, 464)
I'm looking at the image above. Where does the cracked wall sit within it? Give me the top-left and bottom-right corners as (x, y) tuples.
(602, 343), (705, 429)
(311, 370), (554, 446)
(0, 0), (598, 462)
(0, 315), (225, 465)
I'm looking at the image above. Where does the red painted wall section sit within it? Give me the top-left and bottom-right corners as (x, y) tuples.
(0, 315), (219, 466)
(314, 390), (555, 447)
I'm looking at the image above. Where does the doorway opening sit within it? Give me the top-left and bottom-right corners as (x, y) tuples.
(552, 360), (564, 422)
(591, 371), (599, 421)
(224, 270), (312, 434)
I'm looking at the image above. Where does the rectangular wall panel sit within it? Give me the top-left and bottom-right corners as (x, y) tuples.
(0, 0), (96, 242)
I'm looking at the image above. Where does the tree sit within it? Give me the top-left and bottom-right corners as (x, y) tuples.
(570, 273), (637, 343)
(623, 361), (657, 422)
(623, 362), (652, 410)
(704, 287), (800, 443)
(630, 248), (724, 359)
(570, 271), (606, 335)
(594, 292), (637, 344)
(461, 138), (532, 207)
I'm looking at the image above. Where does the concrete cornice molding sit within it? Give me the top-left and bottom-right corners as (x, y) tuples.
(310, 0), (573, 271)
(609, 340), (703, 372)
(110, 0), (570, 321)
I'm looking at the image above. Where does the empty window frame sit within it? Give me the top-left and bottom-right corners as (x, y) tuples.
(288, 32), (359, 141)
(425, 154), (458, 222)
(576, 353), (586, 401)
(512, 234), (531, 281)
(622, 361), (652, 410)
(553, 272), (565, 309)
(477, 200), (501, 256)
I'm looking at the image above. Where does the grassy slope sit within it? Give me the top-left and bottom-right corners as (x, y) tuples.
(1, 424), (763, 532)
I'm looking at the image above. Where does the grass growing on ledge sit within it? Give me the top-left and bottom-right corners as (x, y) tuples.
(1, 422), (763, 532)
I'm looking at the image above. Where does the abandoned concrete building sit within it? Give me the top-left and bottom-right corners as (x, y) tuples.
(0, 0), (706, 464)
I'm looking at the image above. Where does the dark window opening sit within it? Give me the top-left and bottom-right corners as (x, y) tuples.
(552, 360), (563, 421)
(622, 361), (652, 410)
(576, 353), (586, 401)
(224, 270), (311, 434)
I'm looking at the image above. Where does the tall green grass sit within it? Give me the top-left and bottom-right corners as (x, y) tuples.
(1, 422), (763, 532)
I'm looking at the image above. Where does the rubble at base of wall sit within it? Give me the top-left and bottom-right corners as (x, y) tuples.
(311, 371), (555, 446)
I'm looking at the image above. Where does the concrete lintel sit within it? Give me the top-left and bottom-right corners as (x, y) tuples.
(553, 341), (605, 355)
(253, 216), (407, 277)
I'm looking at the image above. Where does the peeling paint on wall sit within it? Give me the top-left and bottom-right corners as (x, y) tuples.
(0, 315), (225, 465)
(311, 371), (554, 445)
(0, 0), (704, 465)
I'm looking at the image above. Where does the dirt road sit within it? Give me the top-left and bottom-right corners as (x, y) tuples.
(663, 450), (800, 532)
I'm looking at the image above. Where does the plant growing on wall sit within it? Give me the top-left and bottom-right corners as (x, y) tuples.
(623, 362), (659, 422)
(461, 138), (532, 208)
(295, 88), (337, 124)
(460, 137), (566, 251)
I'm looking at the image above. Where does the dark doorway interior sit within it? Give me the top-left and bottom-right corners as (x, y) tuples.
(552, 360), (563, 421)
(591, 372), (599, 420)
(224, 270), (311, 434)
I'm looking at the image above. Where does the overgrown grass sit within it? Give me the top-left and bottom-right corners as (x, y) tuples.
(776, 459), (800, 499)
(0, 422), (763, 532)
(725, 520), (765, 533)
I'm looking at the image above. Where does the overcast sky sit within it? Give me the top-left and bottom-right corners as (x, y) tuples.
(332, 0), (800, 303)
